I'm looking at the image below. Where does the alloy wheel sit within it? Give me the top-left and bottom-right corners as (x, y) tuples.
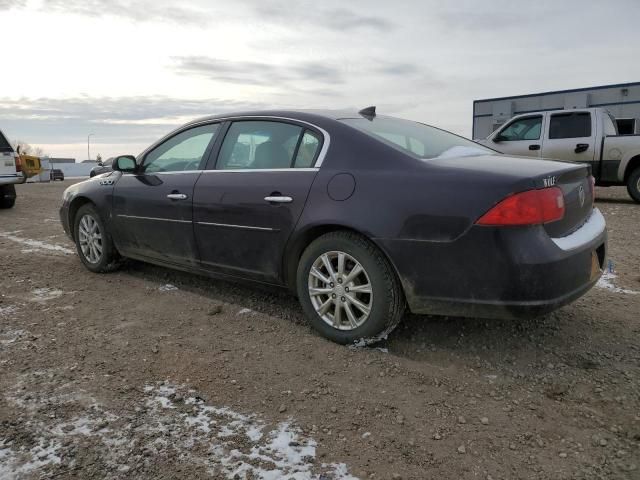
(307, 251), (373, 330)
(78, 214), (103, 264)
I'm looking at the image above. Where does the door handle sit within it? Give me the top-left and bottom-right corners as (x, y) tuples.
(264, 196), (293, 203)
(575, 143), (589, 153)
(529, 144), (541, 151)
(167, 193), (188, 200)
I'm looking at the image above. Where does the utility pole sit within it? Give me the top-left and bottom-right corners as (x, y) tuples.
(87, 133), (94, 161)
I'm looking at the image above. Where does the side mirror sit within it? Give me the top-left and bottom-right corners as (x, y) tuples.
(112, 155), (137, 173)
(493, 134), (506, 143)
(97, 162), (103, 167)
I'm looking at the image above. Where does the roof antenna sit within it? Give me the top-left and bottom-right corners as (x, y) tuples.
(358, 106), (376, 120)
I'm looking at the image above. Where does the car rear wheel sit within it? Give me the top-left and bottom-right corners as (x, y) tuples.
(627, 167), (640, 203)
(297, 231), (405, 344)
(73, 203), (121, 272)
(0, 185), (16, 209)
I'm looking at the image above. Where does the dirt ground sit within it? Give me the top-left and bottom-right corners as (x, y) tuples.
(0, 180), (638, 480)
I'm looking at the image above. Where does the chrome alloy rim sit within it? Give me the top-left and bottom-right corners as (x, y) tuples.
(78, 214), (103, 264)
(308, 251), (373, 330)
(637, 176), (640, 193)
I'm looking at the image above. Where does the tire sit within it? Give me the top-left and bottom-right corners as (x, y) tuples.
(0, 185), (16, 209)
(626, 167), (640, 203)
(296, 231), (405, 345)
(73, 203), (121, 272)
(90, 172), (95, 178)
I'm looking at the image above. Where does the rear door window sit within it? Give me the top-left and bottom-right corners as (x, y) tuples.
(294, 130), (322, 168)
(548, 112), (592, 139)
(216, 121), (315, 170)
(498, 116), (542, 141)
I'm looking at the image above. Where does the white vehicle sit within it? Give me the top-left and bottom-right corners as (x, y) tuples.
(479, 108), (640, 202)
(0, 129), (22, 208)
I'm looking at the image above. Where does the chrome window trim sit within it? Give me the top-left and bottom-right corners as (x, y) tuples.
(117, 214), (191, 224)
(122, 167), (319, 176)
(196, 221), (277, 232)
(122, 170), (203, 176)
(137, 116), (330, 169)
(201, 168), (319, 173)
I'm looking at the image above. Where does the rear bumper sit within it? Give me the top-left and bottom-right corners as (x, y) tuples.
(378, 208), (607, 320)
(0, 174), (23, 186)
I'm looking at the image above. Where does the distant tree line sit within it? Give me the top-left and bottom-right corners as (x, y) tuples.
(11, 140), (47, 157)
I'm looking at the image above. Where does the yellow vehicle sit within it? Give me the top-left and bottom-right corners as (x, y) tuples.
(17, 154), (42, 182)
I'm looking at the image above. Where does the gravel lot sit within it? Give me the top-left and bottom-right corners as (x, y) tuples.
(1, 180), (639, 480)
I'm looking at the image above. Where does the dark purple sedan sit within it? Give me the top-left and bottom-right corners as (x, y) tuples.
(60, 108), (607, 344)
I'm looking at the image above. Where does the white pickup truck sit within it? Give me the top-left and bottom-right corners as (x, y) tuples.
(479, 107), (640, 202)
(0, 129), (22, 209)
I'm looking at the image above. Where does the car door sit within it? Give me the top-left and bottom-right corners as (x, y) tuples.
(193, 119), (323, 283)
(112, 123), (220, 265)
(489, 115), (544, 157)
(542, 111), (597, 164)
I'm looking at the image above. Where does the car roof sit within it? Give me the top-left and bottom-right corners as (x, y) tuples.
(184, 109), (363, 127)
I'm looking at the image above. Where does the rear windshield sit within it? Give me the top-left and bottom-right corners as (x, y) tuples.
(0, 131), (13, 153)
(340, 117), (492, 159)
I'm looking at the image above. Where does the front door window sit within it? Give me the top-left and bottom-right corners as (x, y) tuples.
(143, 124), (219, 173)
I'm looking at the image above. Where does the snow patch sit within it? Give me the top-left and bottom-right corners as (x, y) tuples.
(0, 232), (74, 255)
(237, 308), (255, 315)
(158, 284), (178, 292)
(596, 271), (639, 295)
(30, 288), (63, 302)
(0, 439), (62, 478)
(0, 305), (18, 319)
(2, 376), (357, 479)
(0, 329), (29, 346)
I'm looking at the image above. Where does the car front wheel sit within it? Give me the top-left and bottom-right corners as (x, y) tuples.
(297, 231), (405, 344)
(627, 167), (640, 203)
(73, 203), (121, 272)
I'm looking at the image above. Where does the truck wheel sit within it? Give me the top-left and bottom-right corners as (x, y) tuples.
(296, 231), (405, 345)
(0, 185), (16, 209)
(627, 167), (640, 203)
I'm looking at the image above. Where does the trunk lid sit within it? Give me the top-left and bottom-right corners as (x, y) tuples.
(428, 154), (593, 237)
(537, 166), (593, 238)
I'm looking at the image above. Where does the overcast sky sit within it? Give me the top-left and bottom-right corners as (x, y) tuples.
(1, 0), (639, 160)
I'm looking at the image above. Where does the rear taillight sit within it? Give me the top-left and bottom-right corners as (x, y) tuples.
(590, 175), (596, 202)
(476, 187), (565, 226)
(14, 155), (22, 173)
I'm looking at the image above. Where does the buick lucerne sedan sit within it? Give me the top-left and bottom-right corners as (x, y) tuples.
(60, 108), (607, 344)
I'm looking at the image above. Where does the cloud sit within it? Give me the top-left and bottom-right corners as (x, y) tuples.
(248, 1), (394, 32)
(172, 56), (426, 93)
(171, 56), (346, 87)
(324, 7), (394, 32)
(0, 0), (26, 9)
(0, 96), (268, 145)
(42, 0), (208, 25)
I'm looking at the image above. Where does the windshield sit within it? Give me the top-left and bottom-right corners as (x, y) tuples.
(340, 116), (492, 159)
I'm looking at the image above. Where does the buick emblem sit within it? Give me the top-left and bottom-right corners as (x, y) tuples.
(578, 185), (585, 207)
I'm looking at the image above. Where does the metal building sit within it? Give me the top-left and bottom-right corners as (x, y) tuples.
(472, 81), (640, 140)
